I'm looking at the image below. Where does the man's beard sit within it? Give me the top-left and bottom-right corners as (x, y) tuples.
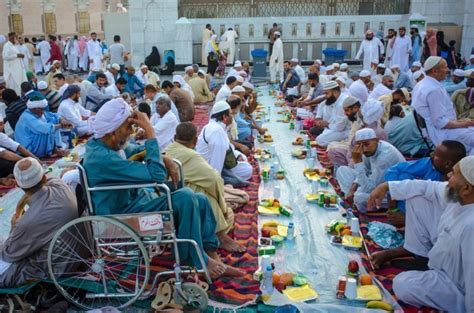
(348, 112), (357, 122)
(446, 185), (460, 203)
(325, 96), (337, 105)
(366, 37), (373, 41)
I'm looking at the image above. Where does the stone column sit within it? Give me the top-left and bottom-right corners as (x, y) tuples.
(175, 17), (193, 65)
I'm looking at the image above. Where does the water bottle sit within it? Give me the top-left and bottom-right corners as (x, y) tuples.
(311, 180), (319, 194)
(287, 222), (295, 240)
(346, 208), (354, 225)
(267, 107), (271, 122)
(262, 265), (274, 294)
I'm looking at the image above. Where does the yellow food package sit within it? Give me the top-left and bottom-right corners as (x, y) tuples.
(282, 285), (319, 302)
(356, 285), (382, 301)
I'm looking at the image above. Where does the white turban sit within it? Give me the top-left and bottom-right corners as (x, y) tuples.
(413, 70), (424, 80)
(412, 61), (422, 68)
(274, 31), (281, 36)
(332, 63), (340, 68)
(355, 128), (377, 142)
(27, 98), (48, 109)
(340, 63), (349, 70)
(371, 59), (379, 65)
(361, 99), (384, 125)
(359, 70), (371, 78)
(211, 101), (230, 116)
(453, 69), (465, 77)
(140, 64), (148, 70)
(377, 64), (387, 69)
(315, 59), (322, 65)
(459, 156), (474, 185)
(242, 81), (254, 90)
(234, 61), (242, 68)
(400, 87), (411, 101)
(323, 80), (339, 90)
(336, 76), (346, 85)
(111, 63), (121, 71)
(232, 86), (245, 93)
(424, 56), (442, 72)
(325, 65), (335, 72)
(235, 75), (244, 83)
(185, 66), (193, 72)
(93, 98), (131, 139)
(172, 75), (186, 87)
(14, 157), (44, 189)
(37, 81), (48, 90)
(198, 69), (206, 76)
(390, 64), (400, 70)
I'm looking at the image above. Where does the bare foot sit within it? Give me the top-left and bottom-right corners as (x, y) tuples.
(222, 264), (246, 277)
(217, 232), (246, 253)
(0, 177), (16, 187)
(207, 258), (226, 279)
(387, 211), (405, 228)
(206, 250), (221, 262)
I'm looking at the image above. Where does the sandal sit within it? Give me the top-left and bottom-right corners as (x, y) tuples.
(151, 282), (172, 310)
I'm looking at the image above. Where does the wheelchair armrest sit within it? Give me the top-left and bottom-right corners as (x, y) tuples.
(89, 182), (171, 194)
(171, 158), (185, 188)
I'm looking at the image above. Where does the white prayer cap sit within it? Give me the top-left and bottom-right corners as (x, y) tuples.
(274, 31), (281, 36)
(242, 81), (254, 90)
(377, 64), (386, 69)
(111, 63), (120, 71)
(371, 59), (379, 65)
(235, 75), (244, 83)
(172, 75), (186, 86)
(390, 64), (400, 70)
(340, 63), (349, 70)
(185, 66), (193, 72)
(323, 80), (339, 91)
(315, 59), (322, 65)
(400, 87), (411, 101)
(232, 86), (246, 93)
(359, 70), (371, 78)
(453, 69), (465, 77)
(234, 60), (242, 68)
(336, 76), (346, 85)
(290, 58), (299, 63)
(13, 157), (44, 189)
(27, 97), (48, 109)
(413, 70), (424, 80)
(140, 64), (148, 70)
(332, 63), (340, 68)
(211, 100), (230, 116)
(37, 81), (48, 90)
(459, 156), (474, 185)
(355, 128), (377, 142)
(412, 61), (422, 68)
(93, 98), (131, 139)
(325, 65), (335, 72)
(410, 24), (419, 29)
(343, 96), (359, 108)
(423, 56), (442, 72)
(198, 69), (206, 76)
(362, 99), (384, 125)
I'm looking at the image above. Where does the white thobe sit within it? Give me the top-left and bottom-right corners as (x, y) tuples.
(57, 83), (69, 97)
(294, 65), (306, 84)
(0, 133), (20, 153)
(57, 98), (93, 136)
(215, 84), (232, 103)
(389, 180), (473, 312)
(348, 79), (369, 104)
(104, 70), (116, 86)
(269, 38), (284, 83)
(369, 83), (392, 100)
(105, 84), (121, 98)
(336, 141), (405, 211)
(150, 111), (179, 151)
(221, 30), (238, 65)
(16, 44), (31, 70)
(412, 75), (474, 153)
(315, 94), (351, 147)
(66, 40), (79, 71)
(355, 38), (384, 70)
(390, 35), (412, 72)
(196, 119), (252, 181)
(2, 42), (27, 95)
(37, 40), (51, 72)
(385, 37), (396, 66)
(86, 40), (103, 69)
(201, 29), (213, 66)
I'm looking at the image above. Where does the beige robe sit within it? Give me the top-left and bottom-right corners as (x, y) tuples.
(165, 142), (233, 233)
(201, 29), (213, 66)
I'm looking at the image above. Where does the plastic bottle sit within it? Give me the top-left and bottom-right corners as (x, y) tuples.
(262, 265), (274, 294)
(287, 222), (295, 240)
(346, 208), (354, 225)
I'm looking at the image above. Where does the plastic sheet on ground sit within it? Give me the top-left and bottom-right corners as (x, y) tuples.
(255, 86), (402, 312)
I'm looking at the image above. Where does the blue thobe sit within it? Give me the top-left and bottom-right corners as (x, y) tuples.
(122, 72), (144, 96)
(235, 112), (252, 140)
(411, 35), (421, 65)
(442, 79), (466, 96)
(394, 72), (413, 90)
(384, 157), (444, 212)
(83, 138), (218, 266)
(14, 110), (62, 157)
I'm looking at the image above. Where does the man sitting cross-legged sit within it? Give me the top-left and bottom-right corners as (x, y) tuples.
(83, 98), (242, 278)
(166, 122), (246, 253)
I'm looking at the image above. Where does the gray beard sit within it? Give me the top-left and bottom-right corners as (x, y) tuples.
(445, 185), (460, 203)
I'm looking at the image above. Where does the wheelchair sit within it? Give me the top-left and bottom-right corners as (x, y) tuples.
(46, 161), (211, 310)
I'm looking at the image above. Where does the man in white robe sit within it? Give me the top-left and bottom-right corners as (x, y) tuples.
(369, 73), (394, 100)
(355, 30), (384, 70)
(349, 70), (372, 104)
(86, 32), (103, 70)
(150, 96), (178, 151)
(412, 57), (474, 154)
(389, 27), (412, 72)
(291, 58), (306, 84)
(2, 32), (27, 95)
(16, 36), (31, 70)
(221, 28), (238, 65)
(312, 81), (350, 147)
(367, 156), (474, 313)
(269, 32), (284, 83)
(202, 24), (213, 66)
(66, 36), (79, 72)
(57, 85), (94, 136)
(36, 36), (51, 73)
(336, 128), (405, 211)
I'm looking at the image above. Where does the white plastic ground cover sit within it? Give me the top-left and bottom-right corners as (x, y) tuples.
(255, 86), (402, 312)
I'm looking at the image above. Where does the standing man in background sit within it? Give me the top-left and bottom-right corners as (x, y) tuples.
(356, 30), (384, 70)
(390, 26), (412, 72)
(2, 32), (27, 95)
(221, 28), (239, 65)
(202, 24), (213, 66)
(87, 32), (103, 69)
(269, 31), (284, 84)
(268, 23), (279, 57)
(410, 25), (422, 66)
(108, 35), (127, 74)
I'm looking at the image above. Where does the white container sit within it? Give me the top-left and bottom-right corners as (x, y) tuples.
(273, 185), (281, 199)
(345, 277), (357, 299)
(350, 217), (360, 237)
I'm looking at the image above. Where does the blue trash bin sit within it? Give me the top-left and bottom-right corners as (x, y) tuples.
(251, 49), (268, 78)
(323, 48), (347, 64)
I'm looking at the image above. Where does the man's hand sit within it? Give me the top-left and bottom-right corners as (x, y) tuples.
(351, 143), (363, 164)
(163, 156), (179, 188)
(367, 182), (389, 211)
(17, 53), (24, 58)
(128, 111), (155, 139)
(258, 127), (267, 135)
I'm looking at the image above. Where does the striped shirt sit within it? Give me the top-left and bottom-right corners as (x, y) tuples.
(5, 99), (27, 130)
(44, 89), (62, 113)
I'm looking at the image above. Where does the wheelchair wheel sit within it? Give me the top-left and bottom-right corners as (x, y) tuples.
(173, 282), (208, 311)
(47, 216), (150, 310)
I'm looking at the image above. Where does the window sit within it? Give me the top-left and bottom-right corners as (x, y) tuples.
(43, 13), (57, 35)
(9, 14), (23, 34)
(77, 11), (90, 34)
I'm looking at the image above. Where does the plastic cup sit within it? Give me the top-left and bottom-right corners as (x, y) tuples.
(350, 217), (360, 236)
(261, 255), (271, 269)
(273, 185), (281, 199)
(345, 277), (357, 299)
